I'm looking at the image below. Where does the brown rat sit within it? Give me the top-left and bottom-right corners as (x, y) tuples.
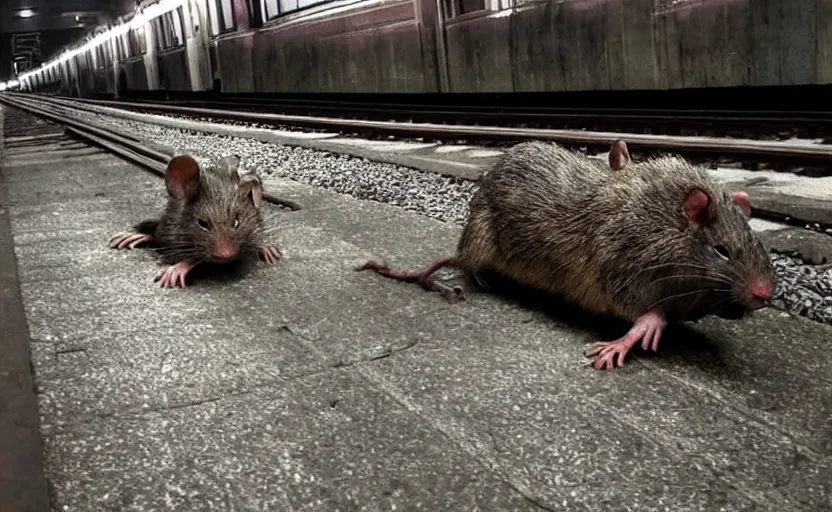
(357, 140), (776, 370)
(109, 154), (282, 288)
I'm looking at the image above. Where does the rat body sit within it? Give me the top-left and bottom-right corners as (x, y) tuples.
(109, 154), (281, 288)
(358, 140), (776, 370)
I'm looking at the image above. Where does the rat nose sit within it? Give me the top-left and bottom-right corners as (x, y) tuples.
(747, 276), (773, 307)
(213, 241), (237, 260)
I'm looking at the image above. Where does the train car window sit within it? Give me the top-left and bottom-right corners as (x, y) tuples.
(153, 18), (165, 50)
(166, 8), (186, 46)
(262, 0), (343, 19)
(96, 46), (106, 69)
(296, 0), (327, 9)
(156, 8), (186, 50)
(207, 0), (220, 34)
(443, 0), (486, 18)
(113, 36), (123, 61)
(278, 0), (298, 14)
(176, 7), (187, 42)
(262, 0), (278, 19)
(217, 0), (236, 32)
(129, 26), (148, 55)
(248, 0), (264, 27)
(139, 26), (148, 53)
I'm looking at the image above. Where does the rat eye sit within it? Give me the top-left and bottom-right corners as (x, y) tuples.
(197, 218), (211, 231)
(713, 245), (730, 261)
(233, 216), (240, 228)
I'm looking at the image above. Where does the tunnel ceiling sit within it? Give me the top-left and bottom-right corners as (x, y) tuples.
(0, 0), (137, 81)
(0, 0), (135, 34)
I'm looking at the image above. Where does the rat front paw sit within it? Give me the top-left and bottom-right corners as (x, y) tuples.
(258, 246), (282, 264)
(585, 341), (633, 371)
(109, 232), (152, 250)
(154, 260), (197, 289)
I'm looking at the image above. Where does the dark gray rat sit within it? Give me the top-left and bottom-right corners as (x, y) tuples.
(357, 140), (776, 370)
(109, 154), (282, 288)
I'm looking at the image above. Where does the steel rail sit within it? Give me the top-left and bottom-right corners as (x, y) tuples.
(16, 92), (832, 162)
(49, 94), (832, 123)
(5, 93), (832, 230)
(0, 95), (302, 211)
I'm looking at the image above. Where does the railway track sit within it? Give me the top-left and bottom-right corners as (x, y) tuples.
(5, 91), (832, 235)
(35, 92), (832, 142)
(0, 94), (301, 211)
(11, 92), (832, 172)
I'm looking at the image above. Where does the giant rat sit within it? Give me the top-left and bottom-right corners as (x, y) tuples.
(357, 140), (776, 370)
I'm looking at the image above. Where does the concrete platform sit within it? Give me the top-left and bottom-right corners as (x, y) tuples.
(2, 111), (832, 511)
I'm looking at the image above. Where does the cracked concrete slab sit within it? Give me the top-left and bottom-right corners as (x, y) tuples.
(3, 132), (832, 510)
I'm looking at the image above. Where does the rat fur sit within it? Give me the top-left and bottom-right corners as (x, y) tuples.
(357, 140), (776, 370)
(109, 154), (282, 288)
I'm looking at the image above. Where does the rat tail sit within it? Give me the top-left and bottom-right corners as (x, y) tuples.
(355, 256), (464, 302)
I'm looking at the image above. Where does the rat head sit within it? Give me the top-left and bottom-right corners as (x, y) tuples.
(165, 154), (264, 263)
(678, 185), (777, 314)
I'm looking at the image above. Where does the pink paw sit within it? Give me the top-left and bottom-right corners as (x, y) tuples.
(109, 232), (152, 249)
(586, 341), (636, 371)
(585, 309), (666, 371)
(258, 246), (282, 264)
(155, 260), (197, 289)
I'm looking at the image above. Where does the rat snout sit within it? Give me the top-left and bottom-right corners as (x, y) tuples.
(745, 276), (774, 310)
(212, 240), (238, 261)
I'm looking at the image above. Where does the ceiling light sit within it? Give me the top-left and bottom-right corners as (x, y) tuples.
(17, 8), (37, 18)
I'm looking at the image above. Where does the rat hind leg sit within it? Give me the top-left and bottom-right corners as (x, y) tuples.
(356, 257), (463, 302)
(585, 308), (667, 371)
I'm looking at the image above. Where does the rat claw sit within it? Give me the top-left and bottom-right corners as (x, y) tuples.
(258, 246), (282, 264)
(128, 237), (146, 249)
(109, 232), (151, 250)
(155, 260), (197, 289)
(584, 343), (606, 358)
(586, 342), (627, 370)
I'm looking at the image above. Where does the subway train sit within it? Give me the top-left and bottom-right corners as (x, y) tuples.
(16, 0), (832, 101)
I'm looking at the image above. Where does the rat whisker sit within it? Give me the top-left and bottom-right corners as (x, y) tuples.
(645, 288), (713, 311)
(636, 262), (711, 274)
(645, 274), (734, 288)
(614, 270), (731, 297)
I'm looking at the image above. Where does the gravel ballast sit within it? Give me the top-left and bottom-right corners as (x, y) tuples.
(58, 103), (832, 328)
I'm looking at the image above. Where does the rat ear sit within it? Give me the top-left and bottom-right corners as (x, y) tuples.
(165, 155), (201, 201)
(608, 140), (630, 171)
(730, 191), (752, 217)
(682, 188), (714, 228)
(217, 154), (241, 176)
(239, 175), (263, 209)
